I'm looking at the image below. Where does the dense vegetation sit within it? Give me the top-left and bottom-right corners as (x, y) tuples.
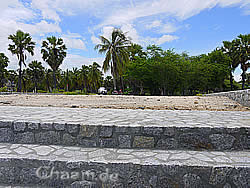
(0, 29), (249, 95)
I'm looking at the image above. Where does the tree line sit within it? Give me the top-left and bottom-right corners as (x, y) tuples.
(0, 29), (249, 95)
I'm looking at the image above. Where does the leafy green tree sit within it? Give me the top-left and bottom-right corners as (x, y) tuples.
(0, 53), (9, 87)
(235, 34), (250, 89)
(95, 28), (131, 91)
(41, 36), (67, 90)
(26, 60), (45, 92)
(222, 40), (240, 90)
(8, 30), (35, 92)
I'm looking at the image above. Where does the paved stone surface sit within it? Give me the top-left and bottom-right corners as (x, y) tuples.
(1, 106), (249, 151)
(0, 106), (249, 128)
(0, 143), (249, 167)
(0, 143), (249, 187)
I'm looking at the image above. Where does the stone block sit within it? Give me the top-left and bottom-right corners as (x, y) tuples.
(35, 131), (61, 145)
(13, 122), (26, 132)
(0, 121), (12, 128)
(40, 123), (53, 130)
(27, 122), (39, 130)
(143, 127), (163, 136)
(100, 138), (117, 147)
(62, 133), (76, 145)
(118, 135), (131, 148)
(209, 134), (236, 150)
(156, 138), (178, 149)
(77, 138), (97, 147)
(0, 128), (13, 142)
(13, 132), (34, 144)
(100, 127), (113, 137)
(54, 123), (65, 131)
(79, 125), (98, 138)
(67, 124), (79, 134)
(133, 136), (154, 148)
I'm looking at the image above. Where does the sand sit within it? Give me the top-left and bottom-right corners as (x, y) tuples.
(0, 94), (249, 111)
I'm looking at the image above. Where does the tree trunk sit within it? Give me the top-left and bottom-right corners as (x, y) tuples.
(230, 72), (233, 91)
(53, 70), (57, 90)
(17, 59), (22, 92)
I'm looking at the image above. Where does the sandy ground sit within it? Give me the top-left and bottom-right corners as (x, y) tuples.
(0, 94), (249, 111)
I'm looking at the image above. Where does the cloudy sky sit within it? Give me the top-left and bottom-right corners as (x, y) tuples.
(0, 0), (249, 80)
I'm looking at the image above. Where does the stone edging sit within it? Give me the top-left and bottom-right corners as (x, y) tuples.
(0, 121), (249, 151)
(0, 157), (248, 187)
(207, 89), (250, 107)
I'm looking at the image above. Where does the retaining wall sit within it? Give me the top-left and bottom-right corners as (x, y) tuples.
(207, 89), (250, 107)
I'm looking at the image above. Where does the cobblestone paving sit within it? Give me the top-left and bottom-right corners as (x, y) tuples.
(0, 143), (249, 167)
(0, 106), (249, 128)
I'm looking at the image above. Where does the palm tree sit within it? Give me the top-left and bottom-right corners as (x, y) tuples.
(41, 36), (67, 90)
(88, 62), (102, 92)
(79, 65), (89, 92)
(8, 30), (35, 92)
(26, 60), (45, 92)
(95, 28), (131, 91)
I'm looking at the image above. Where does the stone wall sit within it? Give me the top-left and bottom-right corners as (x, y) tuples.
(207, 89), (250, 107)
(0, 121), (249, 151)
(0, 157), (249, 188)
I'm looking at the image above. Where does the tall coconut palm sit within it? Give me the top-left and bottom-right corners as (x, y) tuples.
(41, 36), (67, 90)
(95, 28), (131, 91)
(79, 65), (89, 92)
(26, 60), (45, 92)
(88, 62), (102, 92)
(8, 30), (35, 92)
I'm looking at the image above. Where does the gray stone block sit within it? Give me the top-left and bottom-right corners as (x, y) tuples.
(118, 135), (131, 148)
(143, 127), (163, 135)
(13, 122), (26, 132)
(67, 124), (79, 134)
(100, 127), (113, 138)
(63, 133), (76, 145)
(0, 128), (13, 142)
(35, 131), (61, 144)
(209, 134), (236, 150)
(157, 138), (178, 149)
(27, 123), (39, 130)
(0, 121), (12, 128)
(13, 132), (34, 144)
(77, 138), (97, 147)
(54, 123), (65, 131)
(40, 123), (53, 130)
(100, 138), (117, 147)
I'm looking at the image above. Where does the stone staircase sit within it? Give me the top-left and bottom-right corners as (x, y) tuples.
(0, 106), (249, 187)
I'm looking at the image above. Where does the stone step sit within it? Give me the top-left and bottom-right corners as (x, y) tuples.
(0, 106), (249, 151)
(0, 143), (249, 187)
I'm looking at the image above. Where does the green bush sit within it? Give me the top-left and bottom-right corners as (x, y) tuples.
(37, 90), (47, 93)
(0, 87), (8, 92)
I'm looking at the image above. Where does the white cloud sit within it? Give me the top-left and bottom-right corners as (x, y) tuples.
(62, 32), (87, 51)
(101, 0), (250, 26)
(146, 20), (162, 29)
(156, 35), (179, 44)
(61, 54), (104, 70)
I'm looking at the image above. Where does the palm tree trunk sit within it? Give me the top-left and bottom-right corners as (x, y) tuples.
(53, 70), (57, 90)
(17, 59), (22, 92)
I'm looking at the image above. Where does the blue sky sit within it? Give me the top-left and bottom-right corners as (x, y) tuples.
(0, 0), (249, 81)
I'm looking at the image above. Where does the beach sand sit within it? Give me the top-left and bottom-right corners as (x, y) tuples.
(0, 94), (249, 111)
